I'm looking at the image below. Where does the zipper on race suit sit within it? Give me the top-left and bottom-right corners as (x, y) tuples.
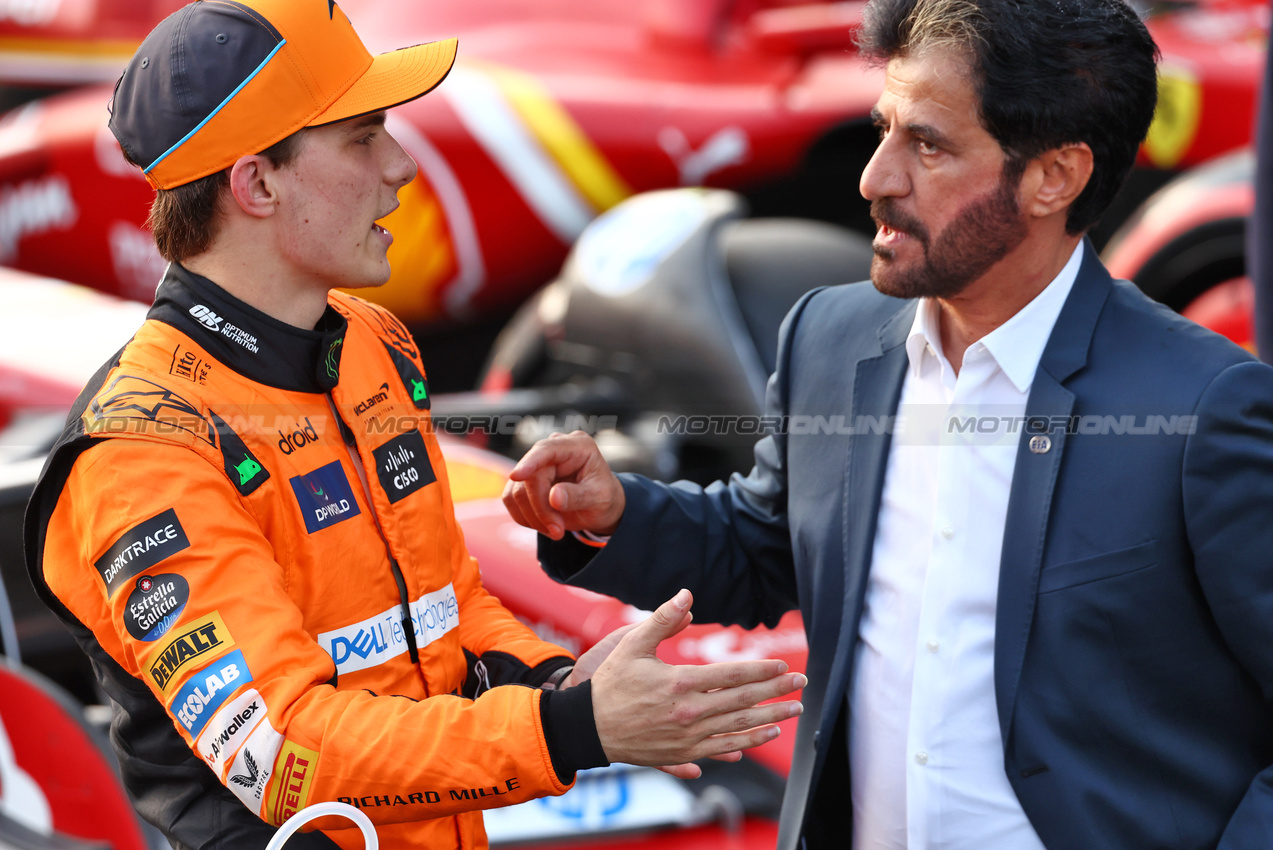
(327, 394), (421, 666)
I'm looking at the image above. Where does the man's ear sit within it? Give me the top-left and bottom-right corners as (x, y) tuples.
(1023, 143), (1094, 220)
(227, 154), (278, 219)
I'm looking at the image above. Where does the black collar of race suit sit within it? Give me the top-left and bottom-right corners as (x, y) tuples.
(148, 264), (347, 393)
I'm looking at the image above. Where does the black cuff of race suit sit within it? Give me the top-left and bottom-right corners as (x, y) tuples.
(525, 656), (575, 688)
(540, 680), (609, 784)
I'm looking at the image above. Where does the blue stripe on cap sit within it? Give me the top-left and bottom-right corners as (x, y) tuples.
(144, 38), (288, 175)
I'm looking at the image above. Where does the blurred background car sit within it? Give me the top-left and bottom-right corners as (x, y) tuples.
(0, 0), (1264, 386)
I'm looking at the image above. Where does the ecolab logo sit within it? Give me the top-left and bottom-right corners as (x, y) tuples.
(190, 304), (223, 330)
(170, 650), (253, 738)
(318, 584), (459, 675)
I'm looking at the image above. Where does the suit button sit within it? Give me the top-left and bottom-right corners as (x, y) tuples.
(915, 751), (929, 765)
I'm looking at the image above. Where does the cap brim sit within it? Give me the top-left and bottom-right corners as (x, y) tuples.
(310, 37), (458, 127)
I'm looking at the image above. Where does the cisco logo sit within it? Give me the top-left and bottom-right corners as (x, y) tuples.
(190, 305), (223, 331)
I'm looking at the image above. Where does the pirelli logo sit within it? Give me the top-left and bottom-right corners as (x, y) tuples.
(267, 740), (320, 826)
(146, 612), (235, 695)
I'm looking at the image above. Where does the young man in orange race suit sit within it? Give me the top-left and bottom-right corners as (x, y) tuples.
(22, 2), (804, 848)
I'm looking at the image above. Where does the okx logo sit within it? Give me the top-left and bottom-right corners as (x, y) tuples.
(372, 431), (436, 505)
(289, 460), (361, 533)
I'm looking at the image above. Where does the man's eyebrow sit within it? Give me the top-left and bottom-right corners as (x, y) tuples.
(905, 122), (954, 148)
(346, 112), (388, 132)
(871, 107), (955, 149)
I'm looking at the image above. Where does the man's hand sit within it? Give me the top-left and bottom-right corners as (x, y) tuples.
(564, 622), (637, 689)
(503, 431), (625, 540)
(587, 589), (805, 779)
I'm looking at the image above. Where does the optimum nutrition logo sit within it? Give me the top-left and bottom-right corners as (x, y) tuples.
(190, 304), (223, 330)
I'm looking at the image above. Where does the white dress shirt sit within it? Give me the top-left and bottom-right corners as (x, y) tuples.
(848, 243), (1083, 849)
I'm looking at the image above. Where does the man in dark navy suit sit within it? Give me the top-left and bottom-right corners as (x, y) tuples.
(504, 0), (1273, 847)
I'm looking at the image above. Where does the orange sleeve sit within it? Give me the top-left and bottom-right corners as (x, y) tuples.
(42, 439), (573, 829)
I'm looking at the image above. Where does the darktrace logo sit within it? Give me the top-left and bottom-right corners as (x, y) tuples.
(94, 509), (191, 596)
(277, 417), (319, 455)
(354, 383), (391, 418)
(372, 431), (435, 504)
(190, 304), (223, 331)
(124, 573), (190, 641)
(289, 460), (361, 533)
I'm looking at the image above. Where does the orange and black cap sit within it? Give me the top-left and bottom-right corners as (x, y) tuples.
(109, 0), (457, 190)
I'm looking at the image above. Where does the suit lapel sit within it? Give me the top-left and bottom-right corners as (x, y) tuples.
(822, 301), (914, 747)
(994, 241), (1112, 742)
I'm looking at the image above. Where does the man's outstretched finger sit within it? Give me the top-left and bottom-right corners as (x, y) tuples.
(508, 433), (582, 482)
(692, 724), (784, 760)
(672, 659), (798, 695)
(619, 589), (695, 656)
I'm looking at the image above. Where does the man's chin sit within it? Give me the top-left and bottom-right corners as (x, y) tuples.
(869, 257), (913, 299)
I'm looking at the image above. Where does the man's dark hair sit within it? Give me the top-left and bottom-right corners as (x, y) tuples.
(140, 132), (304, 263)
(859, 0), (1159, 234)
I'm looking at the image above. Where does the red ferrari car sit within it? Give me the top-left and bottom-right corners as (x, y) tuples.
(0, 0), (1263, 389)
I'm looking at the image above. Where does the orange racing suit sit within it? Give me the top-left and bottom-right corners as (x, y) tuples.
(24, 264), (606, 849)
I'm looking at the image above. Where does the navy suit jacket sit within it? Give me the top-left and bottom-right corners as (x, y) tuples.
(541, 245), (1273, 850)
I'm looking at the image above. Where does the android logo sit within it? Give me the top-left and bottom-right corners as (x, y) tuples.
(235, 456), (263, 486)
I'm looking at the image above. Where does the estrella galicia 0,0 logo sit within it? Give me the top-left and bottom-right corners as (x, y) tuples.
(124, 573), (190, 641)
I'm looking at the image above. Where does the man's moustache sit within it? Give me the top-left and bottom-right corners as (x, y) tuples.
(870, 200), (928, 244)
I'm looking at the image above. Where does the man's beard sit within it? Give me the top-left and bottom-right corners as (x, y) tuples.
(869, 173), (1028, 300)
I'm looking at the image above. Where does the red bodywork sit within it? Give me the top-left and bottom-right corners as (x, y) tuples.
(0, 0), (1264, 329)
(0, 0), (882, 326)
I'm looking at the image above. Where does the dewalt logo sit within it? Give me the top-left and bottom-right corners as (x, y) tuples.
(147, 611), (235, 695)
